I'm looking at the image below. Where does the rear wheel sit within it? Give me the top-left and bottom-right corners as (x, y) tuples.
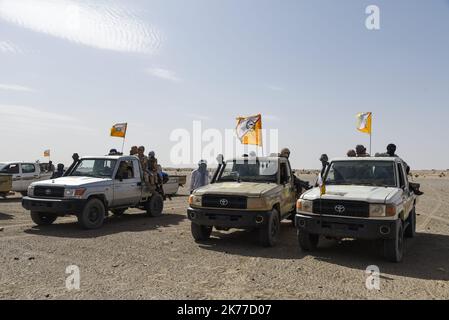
(405, 207), (416, 238)
(191, 222), (212, 242)
(77, 198), (105, 229)
(146, 193), (164, 217)
(297, 230), (319, 251)
(384, 220), (405, 263)
(30, 211), (57, 226)
(259, 209), (281, 247)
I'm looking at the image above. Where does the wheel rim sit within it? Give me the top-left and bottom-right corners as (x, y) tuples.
(88, 206), (100, 223)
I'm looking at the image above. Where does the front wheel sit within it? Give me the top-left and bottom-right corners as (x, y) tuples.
(297, 230), (319, 251)
(405, 207), (416, 238)
(77, 198), (105, 229)
(384, 220), (405, 263)
(30, 211), (57, 226)
(191, 222), (212, 242)
(259, 209), (281, 247)
(146, 193), (164, 217)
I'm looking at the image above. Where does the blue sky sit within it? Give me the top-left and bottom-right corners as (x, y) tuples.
(0, 0), (448, 169)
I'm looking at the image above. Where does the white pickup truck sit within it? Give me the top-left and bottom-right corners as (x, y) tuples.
(22, 155), (164, 229)
(296, 157), (420, 262)
(0, 162), (52, 196)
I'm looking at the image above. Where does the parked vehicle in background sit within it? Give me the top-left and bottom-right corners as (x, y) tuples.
(188, 154), (297, 247)
(0, 162), (52, 196)
(22, 155), (165, 229)
(296, 157), (420, 262)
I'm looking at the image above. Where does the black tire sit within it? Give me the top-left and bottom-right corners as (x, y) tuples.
(297, 230), (319, 251)
(111, 208), (126, 216)
(20, 191), (28, 197)
(191, 222), (212, 242)
(146, 193), (164, 217)
(30, 211), (57, 226)
(384, 220), (405, 263)
(405, 207), (416, 238)
(259, 209), (281, 247)
(77, 198), (105, 229)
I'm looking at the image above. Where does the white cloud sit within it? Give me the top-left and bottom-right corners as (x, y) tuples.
(0, 0), (162, 54)
(0, 40), (23, 54)
(266, 85), (286, 92)
(146, 67), (182, 82)
(0, 104), (92, 132)
(0, 83), (35, 92)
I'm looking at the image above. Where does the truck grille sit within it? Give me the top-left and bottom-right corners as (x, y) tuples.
(34, 186), (65, 198)
(202, 194), (247, 209)
(312, 199), (369, 218)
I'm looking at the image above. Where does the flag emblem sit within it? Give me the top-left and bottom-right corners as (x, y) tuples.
(236, 114), (262, 146)
(356, 112), (372, 135)
(43, 150), (50, 157)
(110, 123), (127, 138)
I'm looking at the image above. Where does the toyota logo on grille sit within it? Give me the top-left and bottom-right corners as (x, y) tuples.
(219, 199), (229, 206)
(335, 205), (346, 214)
(45, 189), (52, 195)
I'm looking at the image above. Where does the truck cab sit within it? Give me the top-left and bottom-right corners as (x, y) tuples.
(22, 155), (164, 229)
(188, 154), (297, 247)
(296, 157), (419, 262)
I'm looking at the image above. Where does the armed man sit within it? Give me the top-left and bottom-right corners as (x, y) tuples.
(280, 148), (311, 197)
(356, 145), (370, 157)
(137, 146), (149, 184)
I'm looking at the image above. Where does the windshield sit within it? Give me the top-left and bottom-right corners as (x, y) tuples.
(0, 163), (6, 171)
(325, 161), (397, 187)
(70, 159), (117, 178)
(218, 159), (278, 183)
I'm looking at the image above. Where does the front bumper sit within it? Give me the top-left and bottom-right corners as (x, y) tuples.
(22, 196), (86, 216)
(295, 213), (399, 240)
(187, 207), (270, 228)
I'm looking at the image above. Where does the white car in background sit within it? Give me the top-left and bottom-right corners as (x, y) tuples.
(0, 162), (52, 196)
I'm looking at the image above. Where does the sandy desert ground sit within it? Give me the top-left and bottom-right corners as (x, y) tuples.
(0, 171), (448, 300)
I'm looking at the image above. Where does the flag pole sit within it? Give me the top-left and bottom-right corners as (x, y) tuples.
(121, 137), (126, 154)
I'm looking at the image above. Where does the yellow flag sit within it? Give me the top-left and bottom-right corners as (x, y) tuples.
(43, 150), (50, 157)
(110, 123), (127, 138)
(356, 112), (372, 135)
(236, 114), (262, 146)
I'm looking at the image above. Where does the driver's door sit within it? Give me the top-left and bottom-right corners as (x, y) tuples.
(112, 160), (142, 207)
(279, 161), (296, 215)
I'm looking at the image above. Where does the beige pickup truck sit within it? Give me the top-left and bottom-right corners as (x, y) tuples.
(187, 154), (297, 247)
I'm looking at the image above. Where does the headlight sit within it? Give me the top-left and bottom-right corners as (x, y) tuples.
(27, 185), (35, 196)
(64, 188), (86, 199)
(369, 204), (386, 217)
(297, 199), (313, 213)
(189, 195), (202, 207)
(247, 198), (268, 210)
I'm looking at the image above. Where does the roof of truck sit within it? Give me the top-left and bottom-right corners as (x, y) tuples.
(81, 155), (138, 160)
(331, 157), (402, 162)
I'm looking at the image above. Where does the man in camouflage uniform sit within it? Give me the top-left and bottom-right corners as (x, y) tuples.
(356, 145), (370, 157)
(130, 146), (138, 156)
(137, 146), (149, 184)
(280, 148), (310, 197)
